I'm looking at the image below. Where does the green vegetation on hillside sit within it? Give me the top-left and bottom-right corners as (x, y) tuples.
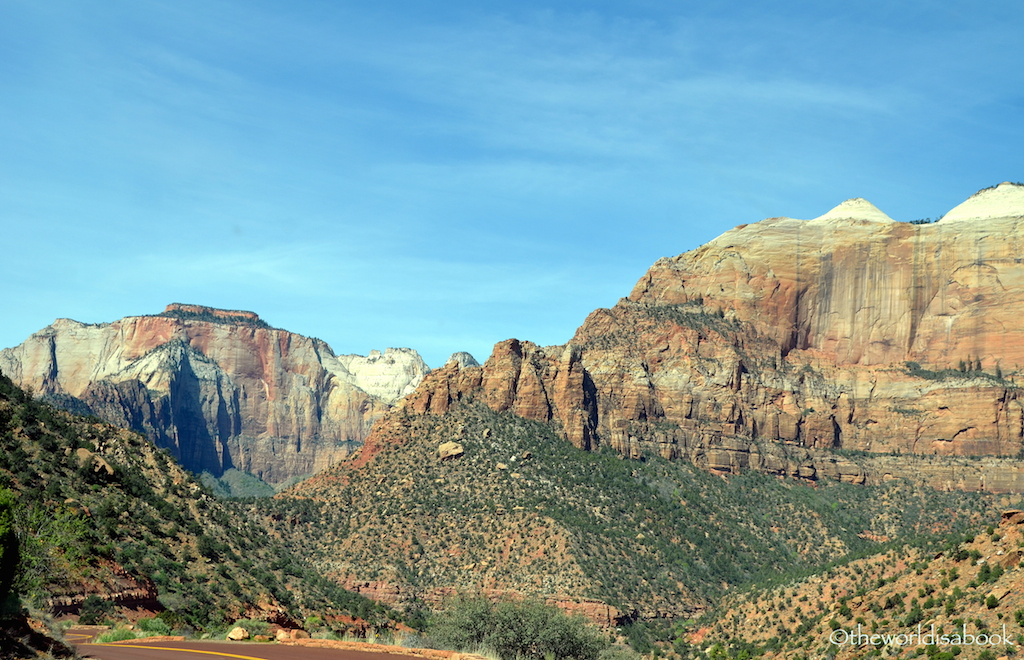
(0, 365), (1012, 658)
(642, 300), (742, 335)
(577, 300), (743, 352)
(260, 401), (1000, 617)
(683, 515), (1024, 660)
(0, 370), (388, 633)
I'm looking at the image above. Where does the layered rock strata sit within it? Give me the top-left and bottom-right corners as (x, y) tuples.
(0, 304), (430, 484)
(403, 183), (1024, 491)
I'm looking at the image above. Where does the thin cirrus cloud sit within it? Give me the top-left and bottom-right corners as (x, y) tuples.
(130, 245), (593, 307)
(316, 16), (907, 165)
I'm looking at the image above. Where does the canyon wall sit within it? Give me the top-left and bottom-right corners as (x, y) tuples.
(402, 183), (1024, 491)
(0, 303), (431, 484)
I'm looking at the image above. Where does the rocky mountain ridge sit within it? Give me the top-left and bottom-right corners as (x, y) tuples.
(402, 183), (1024, 492)
(0, 303), (435, 484)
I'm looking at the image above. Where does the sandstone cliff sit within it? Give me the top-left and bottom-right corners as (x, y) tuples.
(402, 183), (1024, 492)
(0, 304), (430, 484)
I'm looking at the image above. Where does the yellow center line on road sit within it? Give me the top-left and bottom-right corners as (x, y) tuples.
(89, 643), (272, 660)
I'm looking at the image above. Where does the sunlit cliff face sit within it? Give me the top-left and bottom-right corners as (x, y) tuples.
(403, 184), (1024, 491)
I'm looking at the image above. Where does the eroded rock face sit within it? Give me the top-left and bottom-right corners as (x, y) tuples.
(631, 184), (1024, 368)
(403, 184), (1024, 492)
(0, 304), (431, 484)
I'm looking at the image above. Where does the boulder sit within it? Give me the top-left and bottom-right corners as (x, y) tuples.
(227, 626), (249, 641)
(275, 629), (310, 641)
(75, 448), (114, 476)
(989, 587), (1011, 603)
(438, 441), (464, 461)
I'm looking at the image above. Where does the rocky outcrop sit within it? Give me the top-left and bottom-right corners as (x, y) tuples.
(47, 563), (159, 615)
(546, 597), (622, 628)
(74, 448), (114, 476)
(0, 305), (431, 484)
(401, 184), (1024, 492)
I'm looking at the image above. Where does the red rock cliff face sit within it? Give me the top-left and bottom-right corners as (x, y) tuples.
(406, 339), (598, 449)
(0, 308), (429, 484)
(404, 184), (1024, 492)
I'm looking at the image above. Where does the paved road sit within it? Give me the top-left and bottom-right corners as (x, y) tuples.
(68, 628), (429, 660)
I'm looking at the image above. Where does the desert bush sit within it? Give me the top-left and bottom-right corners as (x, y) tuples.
(97, 627), (137, 643)
(138, 616), (172, 636)
(598, 646), (642, 660)
(430, 596), (607, 660)
(232, 618), (270, 636)
(78, 595), (115, 625)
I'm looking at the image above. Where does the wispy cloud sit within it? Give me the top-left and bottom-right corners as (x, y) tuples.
(129, 241), (601, 306)
(2, 1), (1023, 365)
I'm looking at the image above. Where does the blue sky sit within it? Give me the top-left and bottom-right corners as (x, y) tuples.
(1, 1), (1022, 367)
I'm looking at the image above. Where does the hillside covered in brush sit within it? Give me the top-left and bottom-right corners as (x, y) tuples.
(0, 371), (390, 631)
(256, 400), (1006, 621)
(690, 510), (1024, 660)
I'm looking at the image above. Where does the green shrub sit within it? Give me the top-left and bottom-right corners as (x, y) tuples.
(138, 616), (172, 636)
(598, 647), (642, 660)
(79, 595), (115, 625)
(97, 627), (138, 643)
(430, 596), (607, 660)
(233, 619), (271, 636)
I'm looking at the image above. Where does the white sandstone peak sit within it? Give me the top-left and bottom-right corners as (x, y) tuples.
(939, 182), (1024, 224)
(809, 198), (895, 224)
(328, 348), (431, 404)
(444, 351), (480, 369)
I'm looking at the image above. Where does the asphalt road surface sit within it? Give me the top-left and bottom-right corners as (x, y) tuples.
(68, 628), (430, 660)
